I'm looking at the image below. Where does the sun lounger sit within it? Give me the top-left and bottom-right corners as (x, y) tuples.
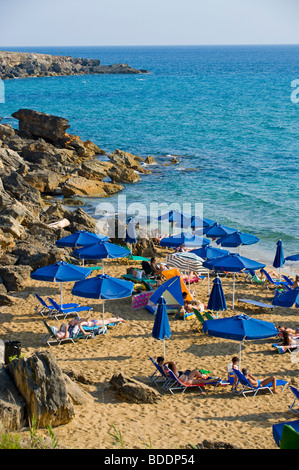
(289, 386), (299, 415)
(121, 274), (157, 285)
(166, 369), (229, 395)
(148, 356), (172, 389)
(191, 307), (206, 333)
(238, 298), (275, 311)
(34, 293), (79, 317)
(47, 297), (93, 319)
(261, 269), (290, 289)
(233, 369), (288, 397)
(41, 320), (106, 346)
(272, 340), (299, 354)
(283, 275), (294, 288)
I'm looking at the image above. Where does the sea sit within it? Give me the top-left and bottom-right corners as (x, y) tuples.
(0, 45), (298, 268)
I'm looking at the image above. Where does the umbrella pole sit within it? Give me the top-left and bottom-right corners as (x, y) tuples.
(239, 341), (242, 370)
(163, 338), (166, 357)
(102, 299), (105, 325)
(208, 271), (210, 294)
(232, 273), (235, 310)
(60, 282), (63, 308)
(102, 260), (105, 274)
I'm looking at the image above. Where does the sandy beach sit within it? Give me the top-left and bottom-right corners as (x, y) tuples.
(0, 246), (298, 450)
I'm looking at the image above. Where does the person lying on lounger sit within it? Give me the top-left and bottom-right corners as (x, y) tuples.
(241, 368), (277, 393)
(156, 357), (218, 384)
(56, 316), (126, 339)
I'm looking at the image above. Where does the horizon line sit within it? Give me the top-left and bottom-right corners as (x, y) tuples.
(1, 43), (299, 48)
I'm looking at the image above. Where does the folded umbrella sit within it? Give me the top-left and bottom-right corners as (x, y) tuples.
(152, 297), (171, 356)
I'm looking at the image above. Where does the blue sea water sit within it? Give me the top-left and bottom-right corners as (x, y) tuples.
(0, 45), (298, 266)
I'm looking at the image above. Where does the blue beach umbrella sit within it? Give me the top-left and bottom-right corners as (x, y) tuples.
(203, 253), (266, 309)
(31, 260), (92, 307)
(160, 231), (210, 248)
(72, 241), (129, 273)
(216, 231), (259, 254)
(285, 254), (299, 262)
(190, 245), (230, 260)
(72, 273), (134, 323)
(207, 276), (227, 318)
(158, 210), (192, 228)
(273, 240), (285, 281)
(190, 216), (216, 230)
(125, 217), (137, 244)
(152, 297), (171, 356)
(56, 230), (108, 248)
(203, 314), (277, 368)
(204, 223), (236, 238)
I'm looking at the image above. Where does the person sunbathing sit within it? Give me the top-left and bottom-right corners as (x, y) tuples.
(81, 316), (126, 327)
(156, 357), (218, 384)
(292, 275), (299, 289)
(55, 316), (126, 339)
(182, 291), (205, 313)
(277, 325), (299, 337)
(241, 368), (277, 393)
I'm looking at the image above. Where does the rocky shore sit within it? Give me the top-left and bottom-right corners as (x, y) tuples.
(0, 51), (149, 79)
(0, 108), (156, 301)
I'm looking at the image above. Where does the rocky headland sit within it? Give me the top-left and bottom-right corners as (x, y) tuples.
(0, 51), (149, 79)
(0, 108), (156, 301)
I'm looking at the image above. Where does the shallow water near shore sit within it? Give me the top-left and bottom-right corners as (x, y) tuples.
(1, 45), (298, 265)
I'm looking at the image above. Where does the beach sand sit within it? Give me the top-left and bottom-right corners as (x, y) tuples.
(0, 247), (298, 450)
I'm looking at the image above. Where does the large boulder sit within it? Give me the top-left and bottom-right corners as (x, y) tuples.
(107, 164), (141, 184)
(61, 175), (123, 197)
(5, 350), (75, 428)
(109, 373), (161, 404)
(12, 109), (70, 143)
(0, 367), (27, 431)
(78, 158), (109, 181)
(0, 265), (32, 292)
(25, 169), (69, 193)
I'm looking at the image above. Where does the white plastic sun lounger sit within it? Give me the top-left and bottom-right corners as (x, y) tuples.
(238, 298), (275, 310)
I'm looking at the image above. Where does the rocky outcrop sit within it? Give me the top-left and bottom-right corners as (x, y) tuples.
(0, 51), (149, 80)
(0, 109), (154, 294)
(109, 373), (161, 404)
(4, 350), (84, 428)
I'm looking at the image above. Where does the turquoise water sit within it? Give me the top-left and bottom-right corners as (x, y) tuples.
(0, 45), (298, 265)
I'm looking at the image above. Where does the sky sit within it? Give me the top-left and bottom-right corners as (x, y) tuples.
(0, 0), (298, 47)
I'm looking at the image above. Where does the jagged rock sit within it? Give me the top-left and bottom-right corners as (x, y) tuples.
(0, 367), (27, 431)
(0, 147), (29, 175)
(25, 169), (69, 193)
(78, 158), (108, 181)
(109, 373), (161, 404)
(0, 214), (26, 239)
(61, 175), (123, 197)
(1, 171), (43, 214)
(0, 265), (31, 292)
(5, 350), (75, 428)
(132, 237), (156, 258)
(144, 156), (156, 164)
(63, 374), (88, 406)
(108, 149), (151, 175)
(10, 236), (67, 270)
(12, 109), (70, 142)
(107, 164), (141, 183)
